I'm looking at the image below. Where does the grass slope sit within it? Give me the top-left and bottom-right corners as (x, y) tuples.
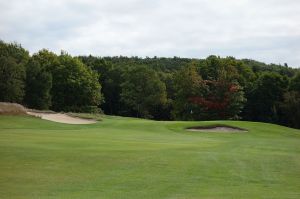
(0, 115), (300, 199)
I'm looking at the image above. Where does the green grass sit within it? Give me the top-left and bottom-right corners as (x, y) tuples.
(0, 115), (300, 199)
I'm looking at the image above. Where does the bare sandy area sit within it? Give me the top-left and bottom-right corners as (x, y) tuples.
(186, 126), (247, 132)
(27, 112), (96, 124)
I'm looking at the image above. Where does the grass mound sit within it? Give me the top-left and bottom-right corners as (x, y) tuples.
(0, 102), (27, 115)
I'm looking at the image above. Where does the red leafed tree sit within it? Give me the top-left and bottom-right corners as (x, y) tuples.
(188, 79), (245, 119)
(172, 63), (245, 120)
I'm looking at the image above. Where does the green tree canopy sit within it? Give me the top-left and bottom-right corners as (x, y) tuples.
(24, 58), (52, 109)
(50, 53), (102, 111)
(120, 65), (167, 118)
(0, 56), (26, 102)
(244, 72), (288, 122)
(0, 41), (29, 103)
(290, 72), (300, 91)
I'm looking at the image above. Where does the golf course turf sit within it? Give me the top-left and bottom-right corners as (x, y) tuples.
(0, 115), (299, 198)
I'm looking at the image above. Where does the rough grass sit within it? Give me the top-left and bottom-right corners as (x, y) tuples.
(0, 102), (27, 115)
(0, 115), (299, 199)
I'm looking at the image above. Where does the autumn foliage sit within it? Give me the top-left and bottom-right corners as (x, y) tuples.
(188, 80), (240, 111)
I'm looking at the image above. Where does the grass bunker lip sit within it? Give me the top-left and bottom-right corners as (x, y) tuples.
(186, 124), (248, 132)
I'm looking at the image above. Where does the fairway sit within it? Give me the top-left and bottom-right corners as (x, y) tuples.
(0, 115), (300, 199)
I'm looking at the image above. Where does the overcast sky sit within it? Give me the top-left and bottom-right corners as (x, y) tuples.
(0, 0), (299, 67)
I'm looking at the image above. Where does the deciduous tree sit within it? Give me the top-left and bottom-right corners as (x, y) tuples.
(120, 65), (167, 118)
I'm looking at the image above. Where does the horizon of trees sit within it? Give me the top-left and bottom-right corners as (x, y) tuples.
(1, 40), (300, 129)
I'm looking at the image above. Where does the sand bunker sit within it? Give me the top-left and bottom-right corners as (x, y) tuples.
(186, 125), (247, 132)
(27, 112), (96, 124)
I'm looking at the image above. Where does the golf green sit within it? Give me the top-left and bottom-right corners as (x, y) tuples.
(0, 115), (299, 198)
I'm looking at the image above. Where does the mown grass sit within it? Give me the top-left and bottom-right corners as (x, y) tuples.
(0, 115), (299, 199)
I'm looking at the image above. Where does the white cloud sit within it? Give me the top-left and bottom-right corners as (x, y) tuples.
(0, 0), (300, 67)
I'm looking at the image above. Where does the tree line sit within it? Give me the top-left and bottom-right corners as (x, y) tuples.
(1, 40), (299, 128)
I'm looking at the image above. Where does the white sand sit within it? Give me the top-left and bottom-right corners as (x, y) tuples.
(187, 126), (247, 132)
(27, 112), (96, 124)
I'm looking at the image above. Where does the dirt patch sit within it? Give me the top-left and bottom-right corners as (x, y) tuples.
(186, 125), (247, 132)
(0, 102), (27, 115)
(27, 112), (97, 124)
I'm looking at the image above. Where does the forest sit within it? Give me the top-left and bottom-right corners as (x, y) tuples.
(1, 40), (299, 128)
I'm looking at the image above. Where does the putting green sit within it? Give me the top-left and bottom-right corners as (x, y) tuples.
(0, 115), (299, 199)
